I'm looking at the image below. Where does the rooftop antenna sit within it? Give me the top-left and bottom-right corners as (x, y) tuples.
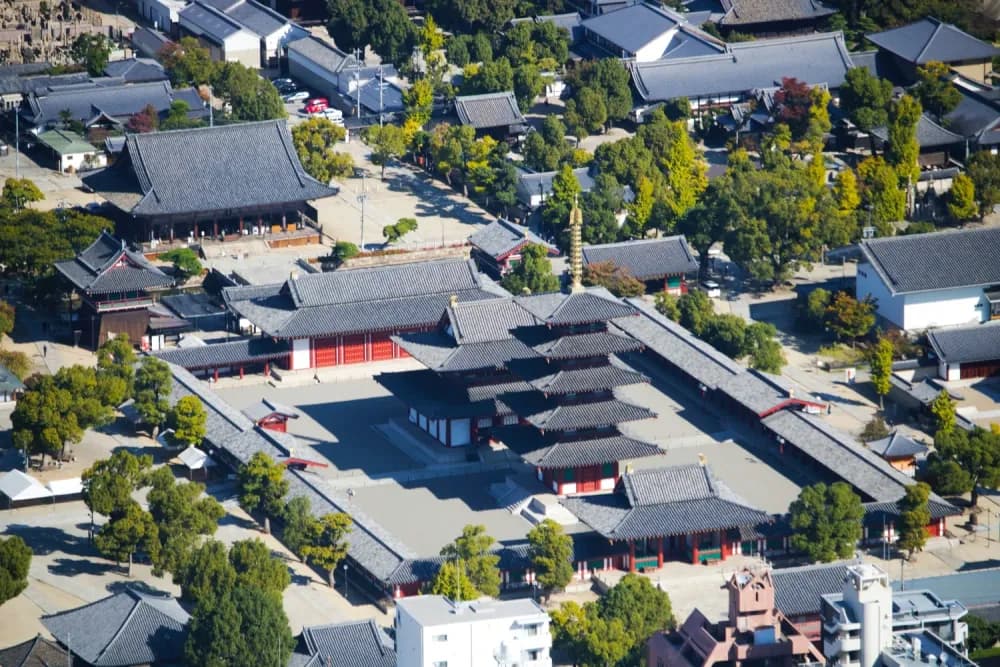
(568, 194), (583, 293)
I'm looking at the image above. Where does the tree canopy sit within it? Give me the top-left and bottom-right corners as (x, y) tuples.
(237, 452), (289, 532)
(184, 584), (294, 667)
(134, 356), (173, 431)
(789, 482), (864, 562)
(299, 512), (352, 588)
(168, 396), (207, 448)
(147, 467), (225, 577)
(527, 519), (574, 598)
(501, 243), (559, 295)
(71, 34), (111, 76)
(439, 524), (500, 598)
(924, 426), (1000, 507)
(0, 536), (32, 606)
(326, 0), (416, 63)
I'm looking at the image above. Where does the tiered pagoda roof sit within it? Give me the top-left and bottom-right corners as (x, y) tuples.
(383, 288), (662, 470)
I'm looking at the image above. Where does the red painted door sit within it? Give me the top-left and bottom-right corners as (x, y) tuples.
(342, 334), (366, 364)
(314, 337), (337, 367)
(577, 466), (600, 493)
(371, 334), (394, 361)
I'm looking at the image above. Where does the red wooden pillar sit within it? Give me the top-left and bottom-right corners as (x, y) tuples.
(169, 225), (174, 242)
(720, 531), (729, 560)
(193, 221), (198, 238)
(657, 538), (664, 568)
(239, 217), (244, 234)
(264, 362), (270, 376)
(628, 541), (636, 572)
(213, 221), (218, 238)
(691, 538), (700, 565)
(213, 368), (219, 382)
(239, 366), (245, 379)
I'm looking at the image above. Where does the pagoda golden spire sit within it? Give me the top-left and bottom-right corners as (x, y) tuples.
(569, 195), (583, 293)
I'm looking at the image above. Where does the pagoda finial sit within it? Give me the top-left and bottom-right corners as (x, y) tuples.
(569, 194), (583, 293)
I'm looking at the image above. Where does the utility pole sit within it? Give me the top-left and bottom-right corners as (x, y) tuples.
(358, 172), (367, 250)
(353, 49), (363, 121)
(14, 106), (19, 179)
(378, 64), (384, 127)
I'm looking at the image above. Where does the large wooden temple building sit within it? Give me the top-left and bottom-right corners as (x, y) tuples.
(55, 232), (175, 347)
(81, 120), (336, 243)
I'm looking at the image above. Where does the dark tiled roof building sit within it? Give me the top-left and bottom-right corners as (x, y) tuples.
(928, 321), (1000, 381)
(582, 236), (698, 294)
(291, 620), (396, 667)
(82, 120), (336, 243)
(454, 92), (527, 134)
(0, 635), (71, 667)
(54, 232), (174, 348)
(867, 17), (1000, 84)
(469, 218), (558, 278)
(382, 288), (664, 495)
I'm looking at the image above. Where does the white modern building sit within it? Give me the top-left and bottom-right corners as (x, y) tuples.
(856, 227), (1000, 332)
(395, 596), (553, 667)
(178, 2), (262, 67)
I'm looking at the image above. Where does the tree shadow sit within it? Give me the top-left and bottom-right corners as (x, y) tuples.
(105, 579), (173, 596)
(4, 524), (93, 558)
(218, 512), (257, 531)
(48, 557), (115, 577)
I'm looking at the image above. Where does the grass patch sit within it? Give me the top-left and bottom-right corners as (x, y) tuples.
(817, 343), (866, 366)
(972, 646), (1000, 661)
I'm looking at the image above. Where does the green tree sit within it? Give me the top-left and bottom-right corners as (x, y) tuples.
(564, 87), (606, 137)
(660, 119), (708, 222)
(800, 287), (832, 332)
(212, 62), (286, 122)
(966, 615), (1000, 653)
(177, 539), (236, 603)
(2, 178), (44, 211)
(967, 152), (1000, 219)
(134, 356), (172, 432)
(403, 77), (434, 128)
(867, 335), (894, 409)
(160, 99), (202, 131)
(948, 173), (978, 222)
(927, 427), (1000, 507)
(930, 389), (956, 435)
(82, 450), (153, 541)
(238, 452), (289, 534)
(654, 291), (680, 321)
(599, 573), (675, 663)
(834, 169), (861, 219)
(0, 535), (32, 606)
(0, 299), (14, 337)
(542, 163), (581, 235)
(527, 519), (574, 599)
(168, 395), (207, 448)
(280, 496), (315, 557)
(430, 559), (479, 600)
(383, 217), (418, 243)
(53, 365), (115, 430)
(897, 481), (931, 559)
(159, 247), (200, 283)
(229, 538), (291, 596)
(861, 415), (890, 442)
(702, 313), (748, 358)
(858, 156), (905, 234)
(299, 513), (352, 588)
(291, 118), (353, 184)
(147, 467), (224, 577)
(365, 124), (407, 180)
(745, 321), (786, 373)
(368, 0), (417, 64)
(425, 0), (515, 32)
(583, 261), (645, 298)
(914, 61), (961, 119)
(886, 95), (921, 200)
(677, 289), (714, 336)
(71, 34), (111, 76)
(825, 292), (875, 345)
(184, 585), (294, 667)
(840, 67), (893, 132)
(501, 243), (558, 295)
(789, 482), (864, 562)
(94, 500), (159, 576)
(440, 524), (500, 598)
(160, 37), (215, 86)
(551, 601), (632, 667)
(96, 334), (136, 404)
(11, 376), (83, 467)
(513, 63), (544, 112)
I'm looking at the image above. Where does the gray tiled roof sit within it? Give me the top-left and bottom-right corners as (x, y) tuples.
(454, 92), (526, 129)
(867, 432), (929, 459)
(41, 589), (189, 667)
(496, 426), (663, 467)
(512, 356), (647, 394)
(375, 369), (524, 418)
(469, 218), (557, 259)
(515, 167), (596, 207)
(518, 327), (644, 359)
(581, 3), (723, 58)
(860, 227), (1000, 295)
(717, 369), (819, 416)
(179, 2), (249, 41)
(893, 568), (1000, 610)
(223, 0), (289, 38)
(394, 331), (540, 372)
(761, 410), (920, 502)
(0, 634), (70, 667)
(502, 394), (655, 431)
(242, 397), (300, 422)
(23, 79), (183, 126)
(83, 121), (335, 218)
(103, 58), (168, 83)
(563, 464), (769, 540)
(53, 232), (173, 294)
(130, 27), (172, 59)
(772, 560), (858, 617)
(944, 86), (1000, 146)
(287, 36), (358, 73)
(718, 0), (835, 26)
(581, 236), (698, 281)
(870, 112), (965, 149)
(515, 289), (638, 325)
(446, 296), (542, 343)
(866, 17), (999, 65)
(153, 337), (288, 369)
(631, 31), (853, 103)
(614, 298), (742, 390)
(300, 620), (396, 667)
(927, 321), (1000, 364)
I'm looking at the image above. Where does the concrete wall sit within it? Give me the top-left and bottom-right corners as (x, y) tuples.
(901, 286), (984, 331)
(856, 262), (905, 329)
(287, 50), (341, 102)
(290, 337), (309, 370)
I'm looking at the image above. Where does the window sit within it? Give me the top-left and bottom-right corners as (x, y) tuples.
(433, 662), (448, 667)
(433, 634), (448, 642)
(524, 624), (540, 636)
(528, 649), (542, 660)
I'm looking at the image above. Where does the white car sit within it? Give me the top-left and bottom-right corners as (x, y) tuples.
(321, 108), (344, 121)
(700, 280), (721, 298)
(282, 90), (308, 103)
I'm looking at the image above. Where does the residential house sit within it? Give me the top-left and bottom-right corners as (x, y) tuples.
(222, 258), (509, 372)
(0, 64), (90, 111)
(855, 227), (1000, 331)
(579, 2), (724, 62)
(713, 0), (836, 36)
(469, 218), (559, 278)
(564, 464), (771, 568)
(867, 18), (1000, 85)
(54, 232), (175, 348)
(647, 567), (825, 666)
(82, 120), (335, 243)
(927, 320), (1000, 380)
(944, 81), (1000, 154)
(136, 0), (187, 32)
(395, 596), (552, 667)
(630, 31), (854, 117)
(866, 432), (928, 476)
(36, 128), (106, 172)
(42, 589), (190, 667)
(581, 236), (699, 294)
(178, 1), (261, 67)
(181, 0), (308, 67)
(515, 167), (595, 210)
(454, 91), (528, 138)
(130, 26), (174, 59)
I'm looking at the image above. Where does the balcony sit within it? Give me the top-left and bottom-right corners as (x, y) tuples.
(93, 296), (155, 313)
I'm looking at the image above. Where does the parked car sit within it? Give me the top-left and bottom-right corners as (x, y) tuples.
(282, 90), (308, 103)
(272, 77), (294, 87)
(700, 280), (721, 298)
(276, 82), (298, 94)
(306, 97), (328, 108)
(321, 108), (344, 122)
(304, 99), (329, 114)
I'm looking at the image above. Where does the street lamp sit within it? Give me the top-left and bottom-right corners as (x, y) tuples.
(342, 563), (349, 600)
